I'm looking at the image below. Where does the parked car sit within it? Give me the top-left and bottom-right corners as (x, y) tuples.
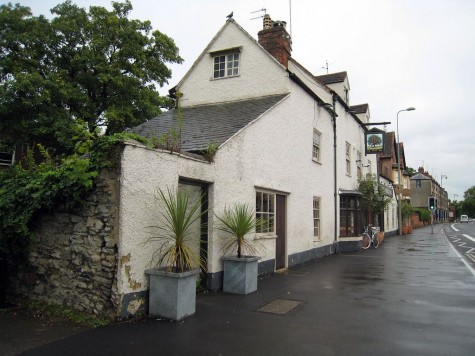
(460, 215), (469, 223)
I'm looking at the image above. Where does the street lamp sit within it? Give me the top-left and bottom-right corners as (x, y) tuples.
(396, 107), (415, 235)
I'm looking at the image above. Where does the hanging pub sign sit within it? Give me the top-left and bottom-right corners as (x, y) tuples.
(365, 127), (385, 154)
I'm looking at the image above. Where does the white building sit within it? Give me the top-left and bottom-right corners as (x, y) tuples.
(117, 16), (380, 315)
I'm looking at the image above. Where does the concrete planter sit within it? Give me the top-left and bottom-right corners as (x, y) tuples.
(222, 256), (261, 294)
(145, 268), (199, 321)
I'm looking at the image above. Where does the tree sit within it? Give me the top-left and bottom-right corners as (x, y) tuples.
(357, 174), (392, 224)
(461, 186), (475, 218)
(0, 1), (181, 153)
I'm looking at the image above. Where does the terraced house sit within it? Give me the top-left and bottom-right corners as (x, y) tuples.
(16, 15), (386, 318)
(114, 15), (378, 309)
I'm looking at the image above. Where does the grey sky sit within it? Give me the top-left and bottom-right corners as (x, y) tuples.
(12, 0), (475, 200)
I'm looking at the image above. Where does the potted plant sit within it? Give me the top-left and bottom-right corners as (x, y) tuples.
(215, 203), (263, 294)
(145, 187), (206, 321)
(401, 201), (413, 235)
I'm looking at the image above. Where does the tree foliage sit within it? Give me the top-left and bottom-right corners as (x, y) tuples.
(0, 1), (181, 153)
(0, 131), (147, 266)
(357, 174), (392, 215)
(461, 185), (475, 218)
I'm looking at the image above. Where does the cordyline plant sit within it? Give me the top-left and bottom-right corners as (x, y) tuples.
(215, 203), (264, 258)
(147, 188), (207, 272)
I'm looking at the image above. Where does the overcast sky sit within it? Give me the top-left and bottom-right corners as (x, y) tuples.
(11, 0), (475, 201)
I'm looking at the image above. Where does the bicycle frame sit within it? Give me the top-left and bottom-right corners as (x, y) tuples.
(362, 226), (379, 249)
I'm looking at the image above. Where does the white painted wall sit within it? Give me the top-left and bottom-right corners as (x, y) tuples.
(117, 143), (214, 297)
(207, 83), (336, 272)
(177, 21), (290, 107)
(117, 18), (379, 301)
(380, 175), (398, 233)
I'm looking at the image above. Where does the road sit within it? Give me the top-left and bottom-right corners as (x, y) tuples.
(7, 225), (474, 356)
(446, 222), (475, 270)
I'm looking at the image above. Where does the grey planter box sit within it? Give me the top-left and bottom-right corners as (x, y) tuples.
(145, 268), (199, 321)
(222, 256), (261, 294)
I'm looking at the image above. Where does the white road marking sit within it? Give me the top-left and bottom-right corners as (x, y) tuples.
(463, 234), (475, 243)
(445, 234), (475, 277)
(451, 224), (459, 232)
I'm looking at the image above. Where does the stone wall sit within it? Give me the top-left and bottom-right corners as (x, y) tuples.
(13, 169), (121, 319)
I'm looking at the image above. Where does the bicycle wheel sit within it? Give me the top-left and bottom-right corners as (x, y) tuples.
(372, 233), (380, 248)
(361, 233), (371, 249)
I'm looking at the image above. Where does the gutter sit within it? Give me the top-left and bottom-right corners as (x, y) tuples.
(332, 94), (338, 253)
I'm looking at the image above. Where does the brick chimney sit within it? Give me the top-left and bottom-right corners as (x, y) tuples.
(258, 14), (292, 68)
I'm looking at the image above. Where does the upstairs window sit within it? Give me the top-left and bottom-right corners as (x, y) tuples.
(356, 151), (362, 179)
(213, 52), (240, 79)
(345, 142), (351, 176)
(313, 129), (321, 162)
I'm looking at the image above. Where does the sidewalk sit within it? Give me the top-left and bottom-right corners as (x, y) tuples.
(3, 225), (475, 355)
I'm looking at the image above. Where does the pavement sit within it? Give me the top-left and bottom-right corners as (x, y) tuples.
(2, 224), (475, 356)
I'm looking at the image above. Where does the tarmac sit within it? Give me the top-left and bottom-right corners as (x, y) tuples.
(2, 224), (475, 356)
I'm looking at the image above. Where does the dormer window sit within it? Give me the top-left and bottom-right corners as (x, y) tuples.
(210, 47), (241, 79)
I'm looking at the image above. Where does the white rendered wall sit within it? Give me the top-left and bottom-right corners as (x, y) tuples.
(334, 101), (378, 236)
(117, 143), (214, 297)
(177, 21), (290, 107)
(207, 83), (336, 273)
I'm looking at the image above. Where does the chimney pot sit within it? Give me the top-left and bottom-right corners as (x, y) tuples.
(258, 15), (292, 68)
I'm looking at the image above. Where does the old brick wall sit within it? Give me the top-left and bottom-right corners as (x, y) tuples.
(13, 169), (121, 319)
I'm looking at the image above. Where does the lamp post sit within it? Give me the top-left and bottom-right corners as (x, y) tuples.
(396, 107), (415, 235)
(441, 174), (447, 221)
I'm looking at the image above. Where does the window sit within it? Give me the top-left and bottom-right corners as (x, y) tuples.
(416, 179), (421, 188)
(256, 191), (275, 234)
(213, 52), (240, 79)
(313, 129), (321, 162)
(340, 195), (362, 237)
(345, 142), (351, 176)
(313, 197), (321, 240)
(0, 151), (14, 166)
(356, 151), (362, 179)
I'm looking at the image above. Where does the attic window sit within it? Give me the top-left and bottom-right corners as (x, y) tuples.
(211, 48), (241, 79)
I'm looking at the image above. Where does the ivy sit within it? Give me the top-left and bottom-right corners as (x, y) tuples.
(0, 130), (147, 266)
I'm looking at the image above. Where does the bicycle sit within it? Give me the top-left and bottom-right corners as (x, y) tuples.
(361, 226), (379, 249)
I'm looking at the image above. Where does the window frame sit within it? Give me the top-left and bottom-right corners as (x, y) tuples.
(339, 194), (362, 237)
(212, 51), (240, 79)
(345, 142), (351, 176)
(256, 190), (276, 235)
(356, 151), (362, 179)
(313, 196), (321, 241)
(312, 129), (321, 163)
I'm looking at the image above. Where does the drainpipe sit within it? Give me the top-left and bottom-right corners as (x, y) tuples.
(332, 94), (338, 253)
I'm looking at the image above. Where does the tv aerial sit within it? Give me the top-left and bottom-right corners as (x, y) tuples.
(250, 8), (267, 20)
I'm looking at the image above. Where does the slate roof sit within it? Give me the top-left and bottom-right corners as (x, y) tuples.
(410, 173), (431, 180)
(316, 71), (348, 85)
(350, 104), (368, 114)
(130, 94), (288, 152)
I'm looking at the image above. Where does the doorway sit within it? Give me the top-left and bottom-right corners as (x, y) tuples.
(275, 194), (286, 270)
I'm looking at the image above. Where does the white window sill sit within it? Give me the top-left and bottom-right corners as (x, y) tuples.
(255, 234), (277, 240)
(312, 158), (322, 165)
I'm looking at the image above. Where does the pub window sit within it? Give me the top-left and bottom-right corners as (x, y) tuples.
(339, 194), (362, 237)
